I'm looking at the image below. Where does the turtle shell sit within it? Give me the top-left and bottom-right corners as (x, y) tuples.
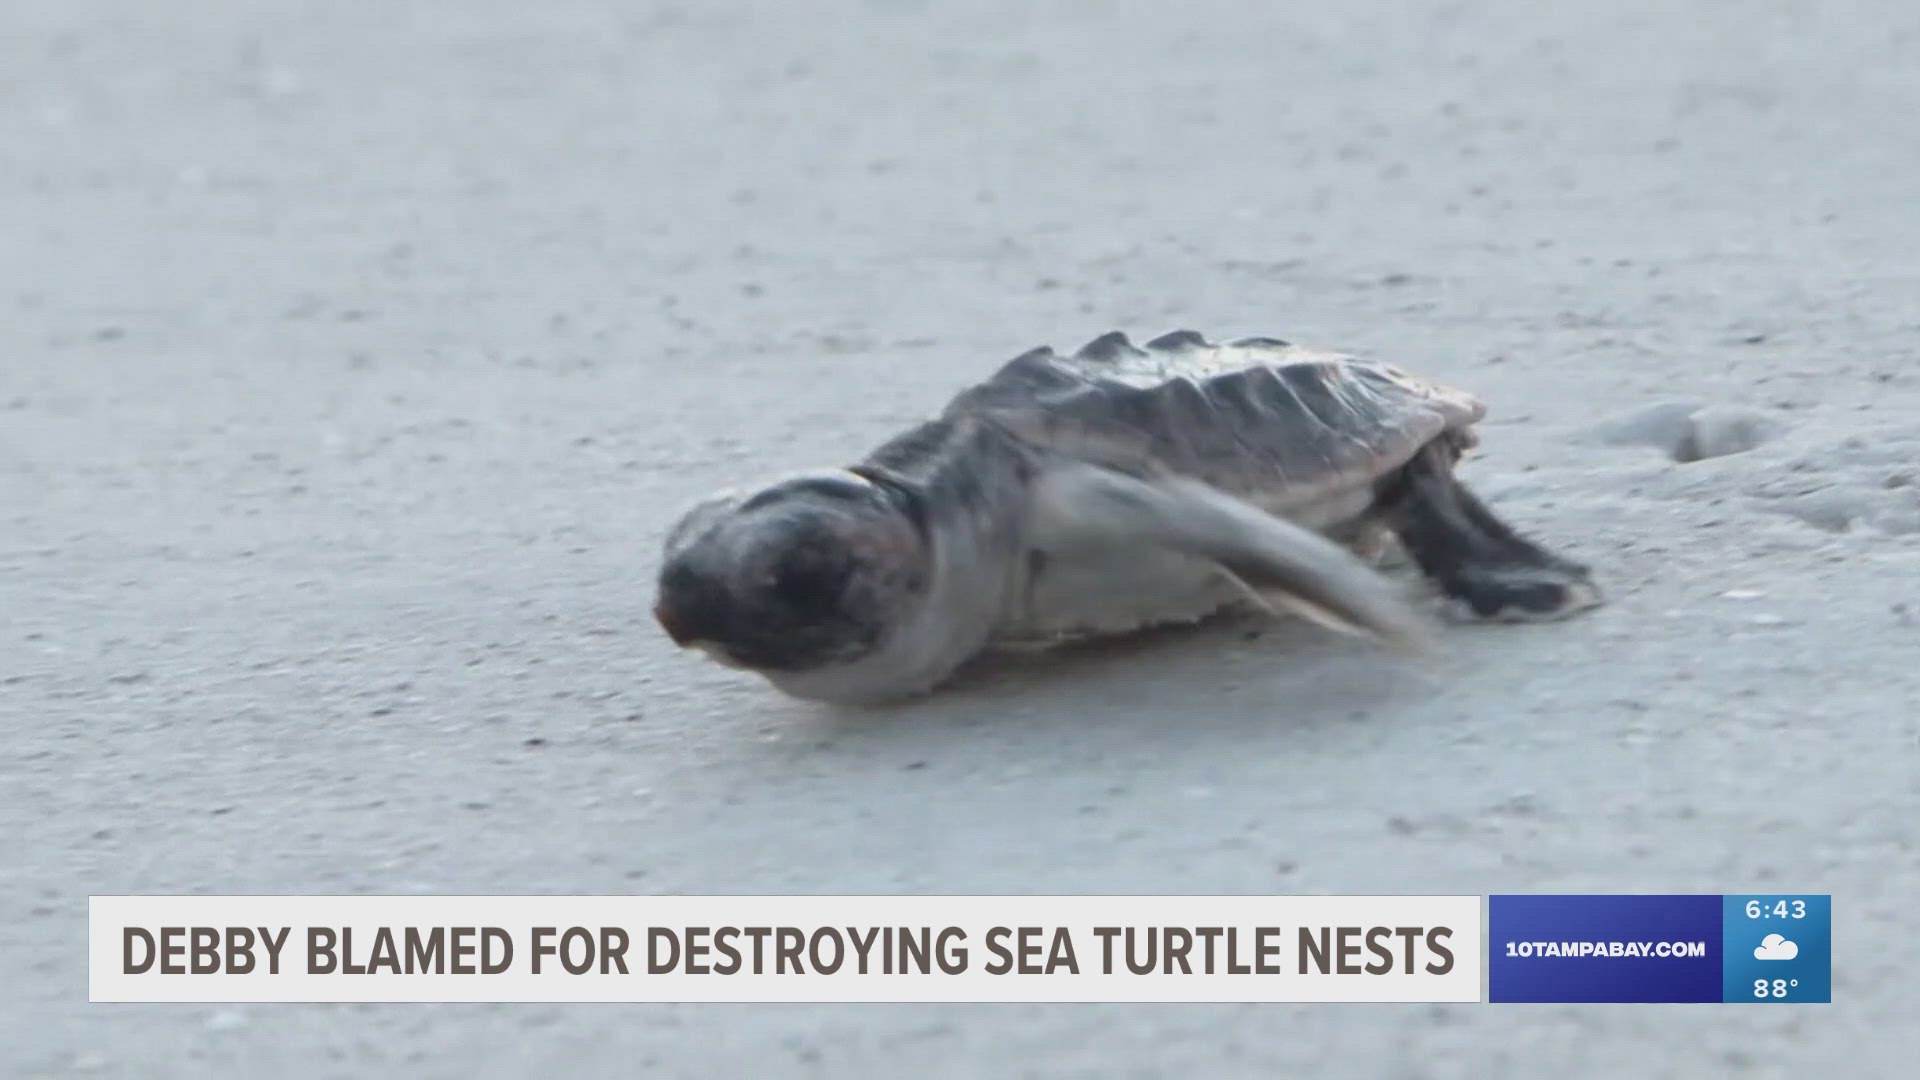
(944, 330), (1486, 522)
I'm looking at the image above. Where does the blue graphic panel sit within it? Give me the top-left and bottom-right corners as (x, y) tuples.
(1721, 895), (1831, 1003)
(1489, 894), (1722, 1002)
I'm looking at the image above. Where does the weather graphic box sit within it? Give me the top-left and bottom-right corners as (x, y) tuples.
(1721, 895), (1830, 1003)
(1489, 894), (1830, 1003)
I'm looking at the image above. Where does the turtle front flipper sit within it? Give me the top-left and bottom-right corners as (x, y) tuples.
(1027, 464), (1436, 651)
(1379, 441), (1603, 621)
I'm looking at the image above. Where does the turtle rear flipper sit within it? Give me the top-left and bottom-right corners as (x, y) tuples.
(1379, 442), (1602, 622)
(1029, 464), (1437, 652)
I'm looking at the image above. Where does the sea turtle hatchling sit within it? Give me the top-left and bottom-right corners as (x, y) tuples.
(654, 331), (1601, 703)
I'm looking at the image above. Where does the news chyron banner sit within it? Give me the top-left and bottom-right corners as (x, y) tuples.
(92, 895), (1480, 1003)
(90, 894), (1830, 1003)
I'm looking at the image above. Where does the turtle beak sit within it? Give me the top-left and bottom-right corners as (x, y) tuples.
(653, 600), (695, 646)
(689, 641), (746, 669)
(652, 595), (714, 645)
(655, 601), (747, 668)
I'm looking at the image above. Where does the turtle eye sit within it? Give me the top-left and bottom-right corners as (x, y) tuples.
(769, 550), (853, 610)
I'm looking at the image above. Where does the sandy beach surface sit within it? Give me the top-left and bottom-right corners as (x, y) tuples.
(5, 0), (1917, 1075)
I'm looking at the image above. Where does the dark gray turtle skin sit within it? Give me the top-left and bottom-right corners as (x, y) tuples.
(654, 331), (1601, 703)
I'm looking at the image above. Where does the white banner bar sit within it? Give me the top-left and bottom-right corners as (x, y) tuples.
(90, 895), (1482, 1002)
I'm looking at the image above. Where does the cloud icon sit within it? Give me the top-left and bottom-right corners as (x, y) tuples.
(1754, 934), (1799, 961)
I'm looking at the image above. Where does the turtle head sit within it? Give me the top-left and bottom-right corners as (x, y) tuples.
(654, 469), (929, 676)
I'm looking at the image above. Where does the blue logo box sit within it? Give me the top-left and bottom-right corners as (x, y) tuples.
(1490, 895), (1722, 1002)
(1489, 894), (1830, 1003)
